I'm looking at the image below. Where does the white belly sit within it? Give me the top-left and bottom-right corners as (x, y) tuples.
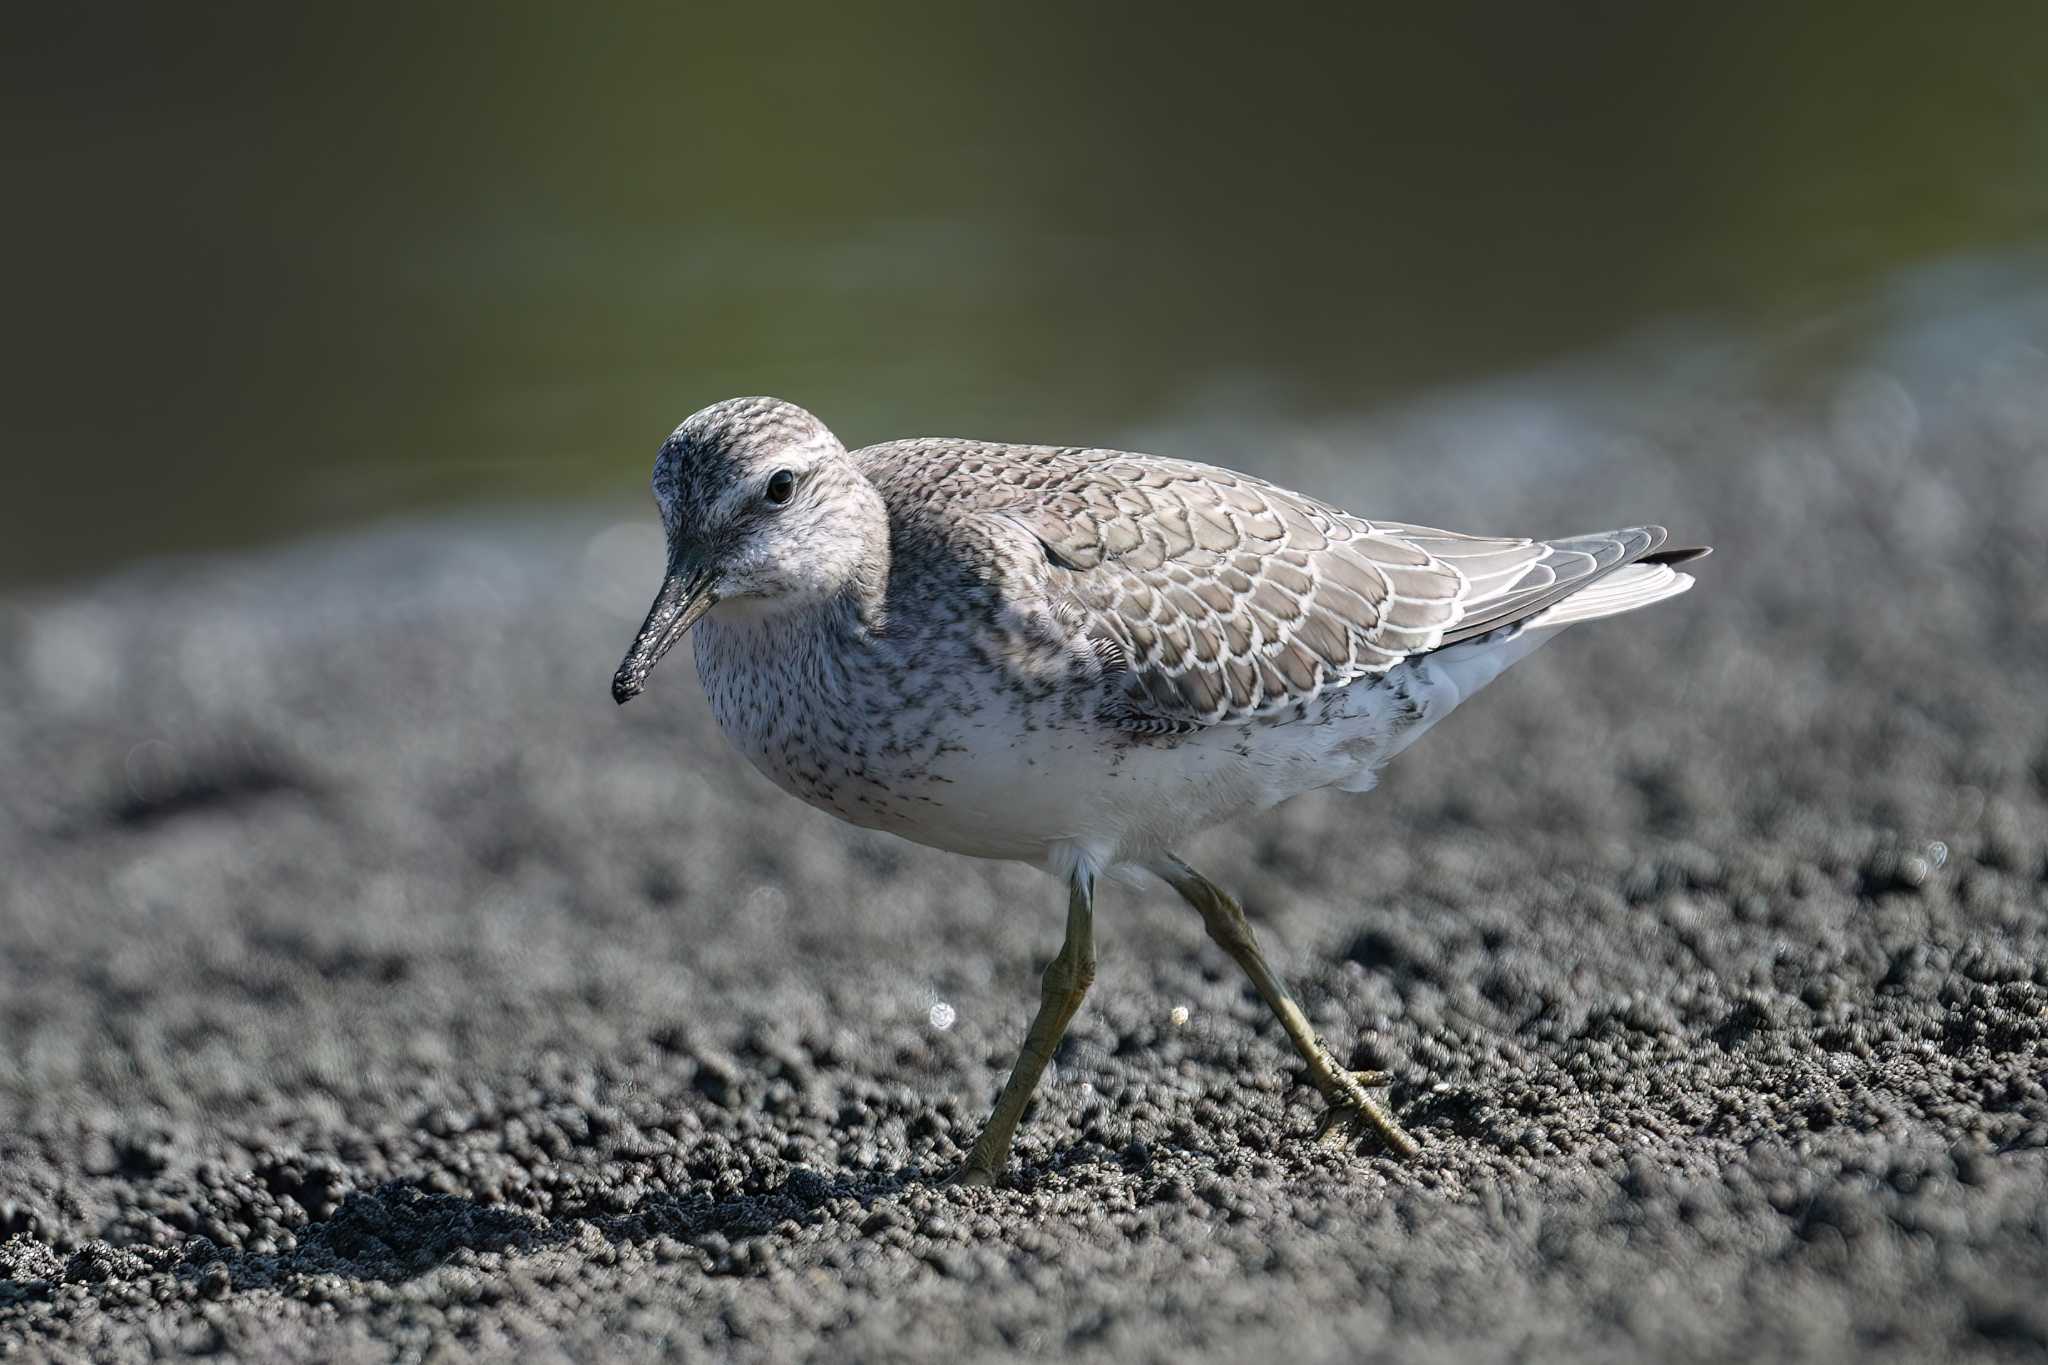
(700, 605), (1554, 876)
(874, 624), (1562, 871)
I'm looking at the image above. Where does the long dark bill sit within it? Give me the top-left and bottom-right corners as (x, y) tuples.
(612, 558), (717, 704)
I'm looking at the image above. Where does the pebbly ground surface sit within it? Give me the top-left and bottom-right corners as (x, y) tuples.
(4, 261), (2048, 1362)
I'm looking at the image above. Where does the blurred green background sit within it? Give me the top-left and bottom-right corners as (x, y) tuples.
(5, 3), (2045, 587)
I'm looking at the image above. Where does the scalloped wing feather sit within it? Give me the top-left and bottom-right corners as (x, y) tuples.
(861, 438), (1673, 731)
(997, 460), (1478, 723)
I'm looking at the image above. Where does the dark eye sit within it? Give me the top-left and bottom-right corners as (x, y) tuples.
(764, 469), (796, 506)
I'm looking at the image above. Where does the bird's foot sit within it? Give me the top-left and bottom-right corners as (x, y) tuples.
(1313, 1070), (1421, 1159)
(945, 1163), (1001, 1188)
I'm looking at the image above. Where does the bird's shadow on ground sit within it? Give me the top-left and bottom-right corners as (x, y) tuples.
(163, 1183), (573, 1298)
(171, 1160), (959, 1298)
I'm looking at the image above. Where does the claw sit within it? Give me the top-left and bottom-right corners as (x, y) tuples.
(1313, 1070), (1421, 1159)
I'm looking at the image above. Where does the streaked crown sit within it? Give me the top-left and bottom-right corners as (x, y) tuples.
(652, 397), (844, 532)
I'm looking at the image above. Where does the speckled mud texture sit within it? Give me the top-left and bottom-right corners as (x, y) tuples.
(6, 270), (2048, 1363)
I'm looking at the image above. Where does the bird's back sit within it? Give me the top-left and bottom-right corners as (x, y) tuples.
(853, 436), (1704, 735)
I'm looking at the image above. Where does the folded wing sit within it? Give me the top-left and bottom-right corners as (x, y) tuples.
(985, 450), (1684, 729)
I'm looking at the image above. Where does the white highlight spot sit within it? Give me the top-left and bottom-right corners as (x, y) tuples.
(1169, 1005), (1190, 1028)
(124, 739), (180, 803)
(928, 1001), (956, 1031)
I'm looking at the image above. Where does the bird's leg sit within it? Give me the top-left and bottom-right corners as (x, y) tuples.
(952, 870), (1097, 1186)
(1154, 855), (1420, 1159)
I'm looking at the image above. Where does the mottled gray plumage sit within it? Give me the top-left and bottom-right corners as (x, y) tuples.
(857, 438), (1684, 730)
(613, 395), (1709, 1180)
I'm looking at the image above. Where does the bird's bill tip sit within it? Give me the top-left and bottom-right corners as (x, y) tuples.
(612, 561), (716, 704)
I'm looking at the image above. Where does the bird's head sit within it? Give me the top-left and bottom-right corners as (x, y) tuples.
(612, 396), (880, 703)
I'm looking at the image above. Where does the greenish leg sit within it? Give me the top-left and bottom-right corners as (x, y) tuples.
(952, 870), (1098, 1186)
(1154, 855), (1421, 1160)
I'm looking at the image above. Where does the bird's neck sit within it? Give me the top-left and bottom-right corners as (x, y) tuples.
(691, 575), (885, 771)
(696, 518), (890, 679)
(703, 582), (875, 652)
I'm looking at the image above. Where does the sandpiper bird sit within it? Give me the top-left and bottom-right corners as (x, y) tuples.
(613, 396), (1707, 1184)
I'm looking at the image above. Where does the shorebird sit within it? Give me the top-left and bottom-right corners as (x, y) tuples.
(613, 396), (1707, 1184)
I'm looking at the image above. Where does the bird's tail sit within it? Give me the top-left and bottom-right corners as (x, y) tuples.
(1363, 539), (1710, 769)
(1520, 544), (1710, 631)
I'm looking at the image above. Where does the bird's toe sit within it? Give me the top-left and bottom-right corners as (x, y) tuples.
(1312, 1074), (1422, 1159)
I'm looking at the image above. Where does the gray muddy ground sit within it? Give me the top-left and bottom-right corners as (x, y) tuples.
(4, 263), (2048, 1361)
